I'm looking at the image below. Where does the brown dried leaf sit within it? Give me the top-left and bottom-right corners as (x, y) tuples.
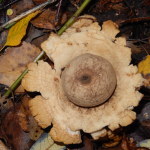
(0, 42), (41, 93)
(18, 96), (43, 141)
(0, 96), (43, 150)
(0, 105), (34, 150)
(31, 8), (67, 30)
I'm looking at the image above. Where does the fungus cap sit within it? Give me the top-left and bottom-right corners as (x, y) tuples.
(61, 53), (117, 107)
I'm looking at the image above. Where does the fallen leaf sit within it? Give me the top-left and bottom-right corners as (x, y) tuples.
(31, 33), (49, 48)
(0, 105), (34, 150)
(138, 55), (150, 89)
(31, 8), (67, 30)
(0, 95), (43, 150)
(137, 139), (150, 149)
(0, 42), (41, 92)
(138, 55), (150, 75)
(4, 11), (40, 47)
(18, 96), (43, 141)
(30, 133), (66, 150)
(25, 25), (44, 43)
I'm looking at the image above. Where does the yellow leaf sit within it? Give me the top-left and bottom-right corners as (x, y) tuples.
(4, 11), (40, 47)
(138, 55), (150, 75)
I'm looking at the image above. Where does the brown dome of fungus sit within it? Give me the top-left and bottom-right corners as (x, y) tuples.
(61, 53), (117, 107)
(22, 15), (144, 144)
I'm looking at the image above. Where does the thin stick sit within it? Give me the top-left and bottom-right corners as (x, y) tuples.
(55, 0), (63, 22)
(0, 0), (20, 10)
(57, 0), (91, 35)
(0, 0), (57, 32)
(3, 0), (91, 98)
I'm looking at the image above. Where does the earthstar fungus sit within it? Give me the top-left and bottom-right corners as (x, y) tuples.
(22, 15), (144, 144)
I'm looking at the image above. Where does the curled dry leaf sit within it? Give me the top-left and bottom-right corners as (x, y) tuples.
(0, 42), (41, 93)
(22, 15), (144, 144)
(31, 8), (67, 30)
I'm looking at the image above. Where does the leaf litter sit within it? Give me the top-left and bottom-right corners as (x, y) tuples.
(0, 42), (41, 93)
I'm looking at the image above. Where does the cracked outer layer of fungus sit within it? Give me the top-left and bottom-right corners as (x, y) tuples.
(22, 15), (144, 144)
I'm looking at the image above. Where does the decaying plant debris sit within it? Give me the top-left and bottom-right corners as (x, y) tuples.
(0, 0), (150, 149)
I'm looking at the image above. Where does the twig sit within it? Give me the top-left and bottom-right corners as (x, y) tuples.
(0, 0), (20, 10)
(118, 16), (150, 26)
(55, 0), (63, 22)
(57, 0), (91, 35)
(0, 0), (57, 32)
(3, 0), (92, 98)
